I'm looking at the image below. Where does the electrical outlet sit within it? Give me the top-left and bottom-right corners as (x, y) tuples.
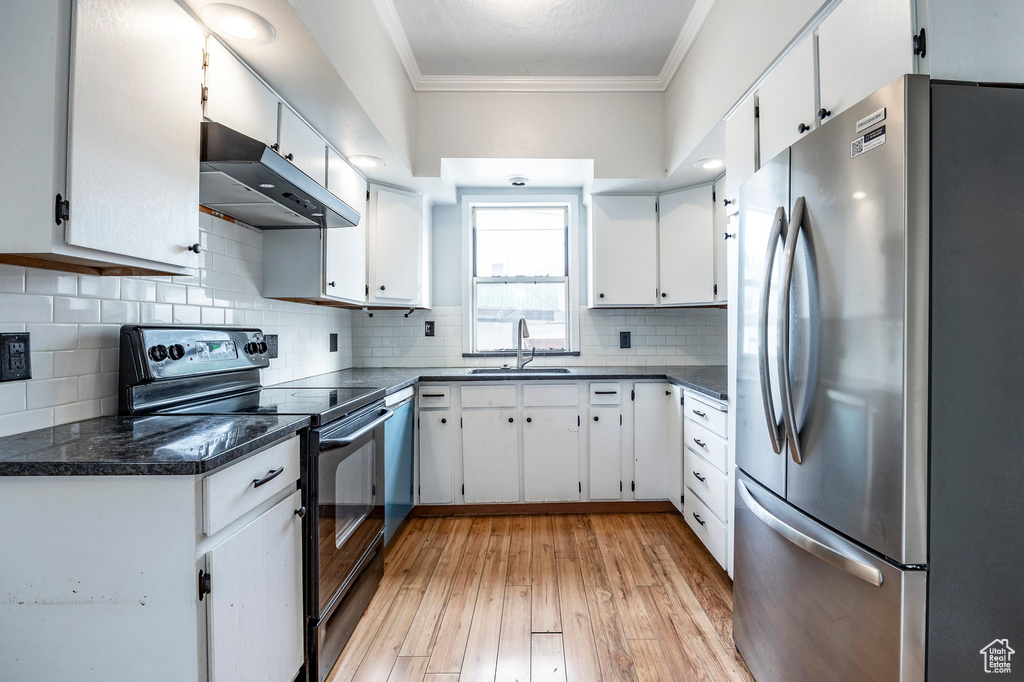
(1, 333), (31, 381)
(619, 331), (631, 349)
(424, 321), (435, 337)
(329, 333), (338, 352)
(265, 334), (279, 359)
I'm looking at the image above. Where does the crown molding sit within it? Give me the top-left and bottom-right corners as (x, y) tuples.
(372, 0), (716, 93)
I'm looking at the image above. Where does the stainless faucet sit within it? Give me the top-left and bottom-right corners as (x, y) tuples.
(516, 317), (535, 370)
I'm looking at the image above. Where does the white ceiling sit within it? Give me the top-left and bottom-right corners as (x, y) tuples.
(390, 0), (696, 78)
(441, 158), (595, 189)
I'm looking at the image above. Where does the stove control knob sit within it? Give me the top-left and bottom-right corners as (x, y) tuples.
(258, 341), (269, 354)
(244, 342), (256, 355)
(168, 344), (186, 361)
(148, 345), (168, 362)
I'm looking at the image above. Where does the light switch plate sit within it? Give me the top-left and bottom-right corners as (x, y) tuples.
(329, 333), (338, 352)
(424, 321), (435, 337)
(619, 331), (631, 349)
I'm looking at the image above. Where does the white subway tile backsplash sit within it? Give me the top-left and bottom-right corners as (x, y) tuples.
(0, 265), (25, 293)
(0, 293), (53, 323)
(100, 300), (139, 324)
(54, 349), (102, 378)
(0, 407), (53, 439)
(54, 297), (100, 324)
(0, 383), (27, 415)
(27, 377), (79, 409)
(119, 278), (156, 302)
(156, 282), (188, 304)
(25, 269), (77, 295)
(78, 276), (120, 299)
(26, 323), (78, 351)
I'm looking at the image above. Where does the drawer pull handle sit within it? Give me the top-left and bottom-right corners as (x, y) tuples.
(692, 512), (706, 527)
(421, 393), (446, 398)
(693, 438), (707, 448)
(252, 467), (285, 488)
(692, 471), (706, 483)
(594, 391), (618, 395)
(692, 409), (707, 418)
(294, 506), (307, 518)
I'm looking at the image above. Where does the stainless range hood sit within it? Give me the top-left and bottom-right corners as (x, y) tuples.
(199, 122), (360, 229)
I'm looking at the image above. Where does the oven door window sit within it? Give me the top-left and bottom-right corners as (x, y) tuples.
(318, 429), (383, 615)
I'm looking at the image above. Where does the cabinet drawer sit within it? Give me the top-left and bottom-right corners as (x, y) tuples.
(590, 383), (622, 404)
(417, 385), (451, 408)
(685, 492), (728, 570)
(204, 436), (300, 536)
(524, 383), (578, 407)
(685, 449), (728, 522)
(685, 420), (727, 473)
(462, 384), (517, 408)
(685, 394), (728, 438)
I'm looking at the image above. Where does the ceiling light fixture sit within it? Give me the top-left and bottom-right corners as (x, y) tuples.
(508, 176), (529, 187)
(695, 158), (724, 171)
(347, 155), (386, 169)
(199, 4), (276, 45)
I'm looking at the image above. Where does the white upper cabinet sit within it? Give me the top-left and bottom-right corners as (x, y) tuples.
(368, 185), (425, 305)
(724, 93), (757, 217)
(202, 38), (280, 147)
(658, 185), (716, 306)
(324, 149), (367, 304)
(590, 195), (658, 306)
(757, 36), (816, 164)
(327, 148), (368, 217)
(278, 106), (327, 185)
(817, 0), (916, 122)
(714, 184), (730, 303)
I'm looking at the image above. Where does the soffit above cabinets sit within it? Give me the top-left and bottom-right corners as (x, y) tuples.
(376, 0), (717, 91)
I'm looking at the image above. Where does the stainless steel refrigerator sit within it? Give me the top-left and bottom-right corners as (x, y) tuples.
(733, 74), (1024, 681)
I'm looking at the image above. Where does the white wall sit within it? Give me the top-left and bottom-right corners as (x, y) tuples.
(925, 0), (1024, 83)
(664, 0), (829, 174)
(0, 213), (353, 438)
(414, 91), (665, 179)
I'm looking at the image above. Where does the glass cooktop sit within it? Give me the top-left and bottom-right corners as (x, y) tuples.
(162, 387), (384, 427)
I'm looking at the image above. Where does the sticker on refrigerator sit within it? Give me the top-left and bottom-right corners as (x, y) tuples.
(851, 125), (886, 158)
(855, 107), (886, 133)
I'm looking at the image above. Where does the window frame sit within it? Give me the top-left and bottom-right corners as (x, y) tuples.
(461, 194), (581, 356)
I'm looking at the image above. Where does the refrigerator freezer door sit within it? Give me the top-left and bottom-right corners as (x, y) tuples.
(733, 471), (925, 682)
(735, 150), (790, 496)
(785, 75), (929, 565)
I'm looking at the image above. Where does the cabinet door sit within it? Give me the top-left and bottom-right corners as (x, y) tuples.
(278, 106), (327, 185)
(724, 93), (757, 216)
(462, 410), (520, 503)
(817, 0), (916, 122)
(757, 36), (816, 164)
(523, 409), (580, 502)
(369, 187), (423, 304)
(327, 148), (367, 217)
(207, 490), (304, 682)
(418, 411), (453, 504)
(634, 383), (672, 500)
(714, 185), (730, 303)
(203, 38), (280, 147)
(591, 195), (658, 306)
(668, 386), (685, 513)
(658, 185), (715, 306)
(65, 0), (203, 268)
(589, 407), (621, 500)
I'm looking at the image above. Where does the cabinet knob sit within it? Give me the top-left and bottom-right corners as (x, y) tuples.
(440, 418), (446, 424)
(285, 153), (294, 161)
(508, 417), (514, 423)
(817, 107), (832, 121)
(526, 417), (532, 423)
(328, 281), (336, 287)
(666, 390), (671, 396)
(599, 293), (605, 299)
(380, 285), (386, 291)
(271, 143), (280, 152)
(188, 243), (202, 254)
(797, 122), (810, 134)
(724, 232), (736, 240)
(294, 506), (307, 518)
(723, 198), (734, 206)
(593, 415), (599, 422)
(661, 292), (667, 298)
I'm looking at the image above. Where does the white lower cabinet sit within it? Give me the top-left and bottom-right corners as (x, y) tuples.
(523, 408), (580, 502)
(206, 489), (304, 682)
(462, 409), (520, 503)
(682, 391), (731, 572)
(589, 406), (622, 500)
(418, 408), (453, 504)
(667, 385), (685, 513)
(633, 383), (672, 500)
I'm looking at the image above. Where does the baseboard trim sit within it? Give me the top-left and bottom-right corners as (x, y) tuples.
(410, 501), (677, 517)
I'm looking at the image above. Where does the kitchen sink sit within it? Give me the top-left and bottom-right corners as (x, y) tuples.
(468, 367), (572, 374)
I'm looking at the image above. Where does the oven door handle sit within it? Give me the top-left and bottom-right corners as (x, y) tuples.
(319, 408), (394, 450)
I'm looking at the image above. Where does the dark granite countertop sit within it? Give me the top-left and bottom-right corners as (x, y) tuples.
(275, 365), (728, 401)
(0, 414), (310, 476)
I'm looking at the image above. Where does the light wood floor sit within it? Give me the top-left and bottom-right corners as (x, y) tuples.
(328, 512), (753, 682)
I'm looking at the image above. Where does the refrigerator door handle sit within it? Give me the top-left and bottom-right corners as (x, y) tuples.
(778, 196), (805, 464)
(738, 480), (884, 587)
(758, 206), (787, 455)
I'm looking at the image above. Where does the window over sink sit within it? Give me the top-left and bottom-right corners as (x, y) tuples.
(463, 199), (579, 354)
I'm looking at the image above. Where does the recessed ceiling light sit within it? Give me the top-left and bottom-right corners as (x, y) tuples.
(347, 155), (386, 169)
(259, 183), (275, 189)
(853, 191), (867, 200)
(695, 158), (724, 171)
(200, 4), (275, 45)
(508, 176), (529, 187)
